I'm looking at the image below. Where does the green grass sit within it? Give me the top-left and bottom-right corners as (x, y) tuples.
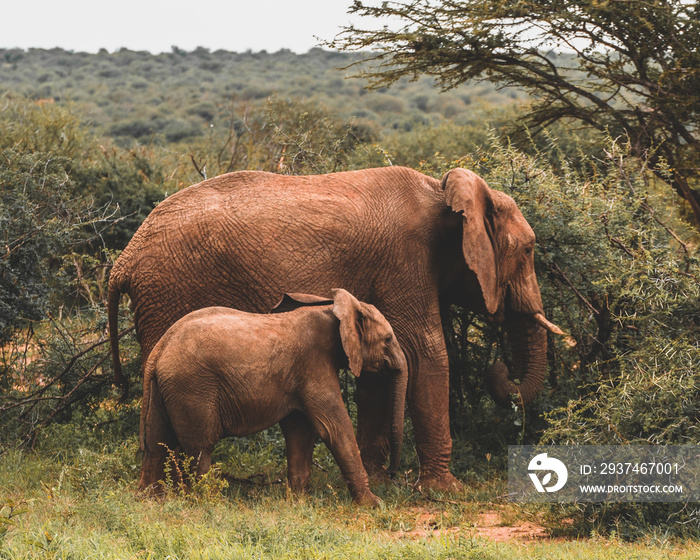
(2, 426), (700, 559)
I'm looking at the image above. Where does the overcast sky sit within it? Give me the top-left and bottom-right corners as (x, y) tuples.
(1, 0), (371, 54)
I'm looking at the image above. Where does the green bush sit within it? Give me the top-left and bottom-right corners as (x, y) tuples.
(445, 136), (699, 538)
(484, 138), (700, 449)
(71, 144), (170, 252)
(0, 98), (165, 448)
(0, 96), (87, 159)
(179, 96), (368, 183)
(0, 150), (81, 339)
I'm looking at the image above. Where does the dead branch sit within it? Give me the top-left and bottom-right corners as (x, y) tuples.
(189, 154), (207, 180)
(639, 202), (691, 257)
(549, 262), (600, 316)
(1, 325), (136, 449)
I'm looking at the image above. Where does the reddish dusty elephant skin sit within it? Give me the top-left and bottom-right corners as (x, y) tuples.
(110, 166), (555, 493)
(138, 290), (407, 507)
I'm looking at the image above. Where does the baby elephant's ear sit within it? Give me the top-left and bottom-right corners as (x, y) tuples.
(270, 293), (333, 314)
(331, 289), (364, 377)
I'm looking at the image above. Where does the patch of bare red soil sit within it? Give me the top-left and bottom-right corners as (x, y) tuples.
(473, 512), (548, 542)
(392, 509), (552, 542)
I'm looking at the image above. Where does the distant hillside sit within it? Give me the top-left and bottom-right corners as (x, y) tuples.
(0, 47), (526, 147)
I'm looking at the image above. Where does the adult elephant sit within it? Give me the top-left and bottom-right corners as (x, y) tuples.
(108, 166), (562, 492)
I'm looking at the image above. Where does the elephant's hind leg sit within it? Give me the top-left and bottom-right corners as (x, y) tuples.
(172, 408), (219, 485)
(176, 446), (213, 486)
(138, 379), (178, 494)
(280, 411), (316, 494)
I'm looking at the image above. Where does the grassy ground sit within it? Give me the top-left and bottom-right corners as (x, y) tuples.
(2, 426), (700, 559)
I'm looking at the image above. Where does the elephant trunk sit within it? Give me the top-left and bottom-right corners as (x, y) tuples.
(485, 313), (548, 408)
(388, 357), (408, 475)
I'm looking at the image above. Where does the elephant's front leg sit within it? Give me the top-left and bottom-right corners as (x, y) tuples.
(280, 411), (316, 494)
(407, 347), (464, 493)
(304, 394), (381, 507)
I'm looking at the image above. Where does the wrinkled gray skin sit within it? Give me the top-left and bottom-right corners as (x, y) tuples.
(138, 289), (408, 507)
(111, 166), (555, 493)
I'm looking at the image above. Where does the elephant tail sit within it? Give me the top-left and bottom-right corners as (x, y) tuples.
(108, 270), (130, 395)
(139, 344), (158, 452)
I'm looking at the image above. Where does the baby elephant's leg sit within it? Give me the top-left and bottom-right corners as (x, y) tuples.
(175, 414), (218, 483)
(304, 394), (381, 507)
(280, 411), (316, 493)
(139, 380), (178, 494)
(139, 441), (173, 494)
(178, 446), (213, 482)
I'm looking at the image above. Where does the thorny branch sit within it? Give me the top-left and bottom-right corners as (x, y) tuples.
(0, 325), (135, 450)
(601, 212), (635, 258)
(189, 154), (207, 180)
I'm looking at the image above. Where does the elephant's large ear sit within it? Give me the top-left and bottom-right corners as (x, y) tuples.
(331, 289), (364, 377)
(271, 293), (333, 314)
(441, 168), (499, 315)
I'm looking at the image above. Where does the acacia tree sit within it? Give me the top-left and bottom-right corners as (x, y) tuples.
(330, 0), (700, 225)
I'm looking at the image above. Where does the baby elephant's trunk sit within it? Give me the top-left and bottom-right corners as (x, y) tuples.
(388, 356), (408, 475)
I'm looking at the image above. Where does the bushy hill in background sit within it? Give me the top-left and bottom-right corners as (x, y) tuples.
(0, 47), (524, 147)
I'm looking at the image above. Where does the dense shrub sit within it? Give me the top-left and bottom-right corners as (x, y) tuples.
(0, 98), (165, 447)
(0, 97), (170, 253)
(413, 137), (699, 538)
(179, 96), (370, 184)
(415, 134), (699, 449)
(71, 145), (169, 252)
(482, 138), (700, 449)
(0, 150), (89, 339)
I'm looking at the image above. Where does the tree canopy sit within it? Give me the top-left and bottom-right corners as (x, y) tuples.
(331, 0), (700, 225)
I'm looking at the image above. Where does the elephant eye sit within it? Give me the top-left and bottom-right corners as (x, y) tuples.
(385, 334), (393, 345)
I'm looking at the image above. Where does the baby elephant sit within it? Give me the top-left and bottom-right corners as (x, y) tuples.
(138, 289), (408, 507)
